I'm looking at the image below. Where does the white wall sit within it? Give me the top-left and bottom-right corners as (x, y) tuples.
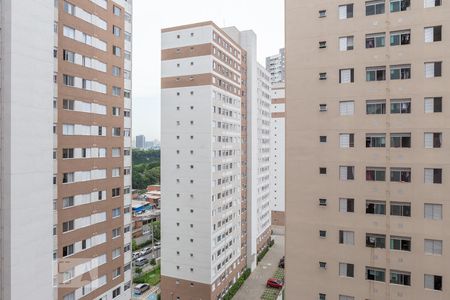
(0, 0), (54, 299)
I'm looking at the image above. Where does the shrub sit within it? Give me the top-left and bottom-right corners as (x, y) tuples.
(257, 246), (269, 263)
(222, 268), (251, 300)
(135, 267), (142, 275)
(150, 258), (156, 265)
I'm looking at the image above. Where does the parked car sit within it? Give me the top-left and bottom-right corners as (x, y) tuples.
(134, 283), (150, 295)
(140, 247), (151, 255)
(132, 252), (140, 260)
(266, 278), (284, 289)
(279, 256), (285, 268)
(153, 244), (161, 250)
(134, 257), (149, 267)
(155, 241), (161, 246)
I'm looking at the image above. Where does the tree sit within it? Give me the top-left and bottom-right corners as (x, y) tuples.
(150, 258), (156, 266)
(135, 267), (142, 275)
(132, 240), (137, 251)
(152, 221), (161, 241)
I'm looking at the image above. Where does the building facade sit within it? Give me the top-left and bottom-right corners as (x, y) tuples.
(2, 1), (133, 300)
(136, 134), (146, 149)
(286, 1), (449, 299)
(161, 21), (271, 300)
(266, 48), (285, 84)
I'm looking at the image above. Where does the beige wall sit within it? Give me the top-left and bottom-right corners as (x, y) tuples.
(286, 1), (450, 299)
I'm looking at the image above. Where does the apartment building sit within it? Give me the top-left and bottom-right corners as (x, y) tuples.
(266, 48), (285, 84)
(1, 1), (133, 300)
(286, 1), (449, 299)
(161, 21), (271, 300)
(266, 49), (286, 227)
(136, 135), (146, 149)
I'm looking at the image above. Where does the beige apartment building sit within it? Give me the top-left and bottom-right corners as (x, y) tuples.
(55, 0), (133, 299)
(286, 0), (449, 299)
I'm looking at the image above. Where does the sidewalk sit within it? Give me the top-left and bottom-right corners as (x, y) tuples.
(233, 234), (285, 300)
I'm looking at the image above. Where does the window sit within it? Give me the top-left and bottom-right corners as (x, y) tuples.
(366, 200), (386, 215)
(113, 25), (121, 37)
(339, 4), (354, 19)
(112, 66), (121, 77)
(63, 196), (74, 208)
(112, 86), (121, 96)
(390, 271), (411, 286)
(63, 292), (75, 300)
(424, 0), (442, 7)
(424, 25), (442, 42)
(63, 172), (74, 183)
(366, 233), (386, 248)
(339, 68), (354, 83)
(113, 6), (121, 16)
(339, 296), (354, 300)
(366, 267), (385, 282)
(319, 294), (326, 300)
(339, 198), (355, 213)
(340, 166), (355, 180)
(390, 65), (411, 80)
(319, 72), (327, 80)
(339, 263), (354, 277)
(366, 66), (386, 81)
(424, 97), (442, 113)
(319, 261), (327, 269)
(63, 244), (74, 257)
(390, 0), (410, 12)
(112, 148), (121, 157)
(425, 239), (442, 255)
(62, 220), (74, 232)
(319, 10), (327, 17)
(63, 50), (75, 63)
(339, 133), (354, 148)
(424, 204), (442, 220)
(366, 33), (385, 48)
(113, 46), (121, 57)
(319, 41), (327, 48)
(113, 267), (121, 278)
(319, 167), (327, 175)
(390, 236), (411, 251)
(319, 104), (327, 112)
(340, 101), (354, 116)
(112, 107), (121, 116)
(391, 202), (411, 216)
(63, 26), (75, 39)
(366, 134), (386, 148)
(112, 227), (121, 239)
(320, 136), (327, 143)
(63, 1), (75, 14)
(424, 168), (442, 184)
(339, 36), (354, 51)
(366, 167), (386, 181)
(319, 230), (327, 237)
(391, 99), (411, 114)
(62, 148), (74, 159)
(339, 230), (355, 245)
(112, 127), (121, 137)
(425, 274), (442, 291)
(366, 0), (385, 15)
(319, 198), (327, 206)
(390, 30), (411, 46)
(112, 247), (121, 259)
(424, 132), (442, 148)
(112, 168), (120, 177)
(390, 133), (411, 148)
(112, 207), (121, 218)
(425, 62), (442, 78)
(391, 168), (412, 183)
(63, 74), (75, 86)
(112, 187), (120, 197)
(366, 100), (386, 114)
(63, 99), (74, 110)
(112, 287), (121, 298)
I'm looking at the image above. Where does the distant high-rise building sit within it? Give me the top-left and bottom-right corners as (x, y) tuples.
(136, 134), (146, 149)
(285, 1), (450, 299)
(266, 48), (285, 84)
(1, 1), (133, 299)
(160, 21), (271, 300)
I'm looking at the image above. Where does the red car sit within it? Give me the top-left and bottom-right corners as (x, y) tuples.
(266, 278), (284, 289)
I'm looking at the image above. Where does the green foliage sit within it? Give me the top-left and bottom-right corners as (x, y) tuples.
(133, 265), (161, 285)
(222, 268), (251, 300)
(132, 240), (137, 251)
(257, 246), (270, 263)
(135, 267), (142, 275)
(150, 258), (156, 266)
(269, 239), (275, 247)
(132, 150), (161, 189)
(152, 221), (161, 241)
(157, 294), (161, 300)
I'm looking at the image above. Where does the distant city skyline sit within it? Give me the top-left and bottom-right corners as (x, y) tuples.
(131, 0), (284, 140)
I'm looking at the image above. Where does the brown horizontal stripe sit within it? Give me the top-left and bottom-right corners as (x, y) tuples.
(161, 43), (213, 61)
(272, 86), (285, 90)
(272, 112), (286, 118)
(272, 98), (286, 104)
(161, 73), (213, 89)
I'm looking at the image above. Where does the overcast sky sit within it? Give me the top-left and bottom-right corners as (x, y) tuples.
(131, 0), (285, 140)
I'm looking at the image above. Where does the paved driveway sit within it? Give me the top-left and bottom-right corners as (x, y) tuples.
(233, 234), (285, 300)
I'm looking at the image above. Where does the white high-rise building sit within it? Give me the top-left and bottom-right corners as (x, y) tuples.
(266, 48), (285, 84)
(161, 21), (271, 300)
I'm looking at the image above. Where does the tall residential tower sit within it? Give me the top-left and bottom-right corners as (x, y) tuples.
(161, 21), (271, 300)
(286, 1), (449, 299)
